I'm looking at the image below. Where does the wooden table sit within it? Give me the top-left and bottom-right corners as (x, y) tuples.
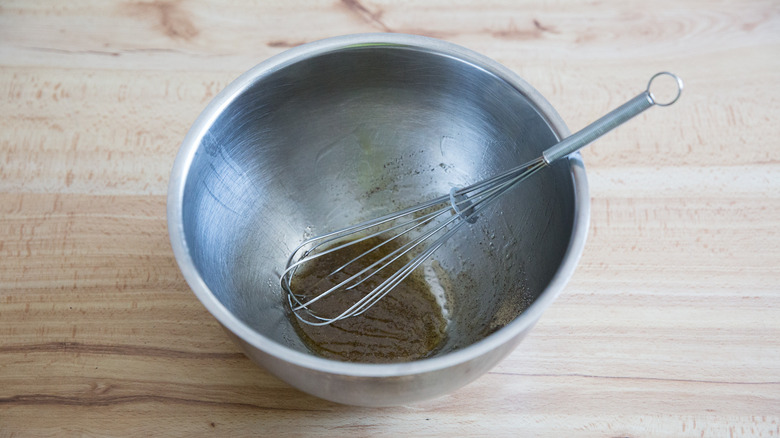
(1, 1), (778, 436)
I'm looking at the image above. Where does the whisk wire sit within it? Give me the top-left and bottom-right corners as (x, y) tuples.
(281, 201), (456, 308)
(283, 156), (549, 325)
(290, 205), (461, 313)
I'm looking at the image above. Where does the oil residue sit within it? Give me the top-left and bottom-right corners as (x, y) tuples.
(289, 237), (447, 363)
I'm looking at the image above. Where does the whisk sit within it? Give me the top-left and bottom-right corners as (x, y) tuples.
(281, 72), (683, 326)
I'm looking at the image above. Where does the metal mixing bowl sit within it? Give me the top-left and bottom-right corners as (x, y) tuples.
(167, 33), (589, 406)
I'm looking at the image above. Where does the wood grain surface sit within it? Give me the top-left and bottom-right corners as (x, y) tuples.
(1, 0), (779, 436)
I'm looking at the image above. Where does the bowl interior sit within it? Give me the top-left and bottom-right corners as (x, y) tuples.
(181, 45), (575, 359)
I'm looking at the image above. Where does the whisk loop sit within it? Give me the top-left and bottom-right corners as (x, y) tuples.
(281, 72), (683, 326)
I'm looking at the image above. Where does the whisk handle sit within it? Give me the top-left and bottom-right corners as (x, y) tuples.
(542, 72), (683, 165)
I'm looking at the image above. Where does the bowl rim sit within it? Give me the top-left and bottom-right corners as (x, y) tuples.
(167, 33), (590, 378)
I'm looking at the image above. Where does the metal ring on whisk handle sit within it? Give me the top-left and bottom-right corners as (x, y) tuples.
(647, 71), (684, 107)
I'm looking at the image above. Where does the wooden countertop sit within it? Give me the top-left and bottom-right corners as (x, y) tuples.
(1, 1), (778, 436)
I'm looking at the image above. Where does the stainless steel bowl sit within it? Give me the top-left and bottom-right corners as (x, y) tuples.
(168, 33), (589, 406)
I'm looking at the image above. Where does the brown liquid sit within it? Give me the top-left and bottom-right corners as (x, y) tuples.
(289, 237), (447, 363)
